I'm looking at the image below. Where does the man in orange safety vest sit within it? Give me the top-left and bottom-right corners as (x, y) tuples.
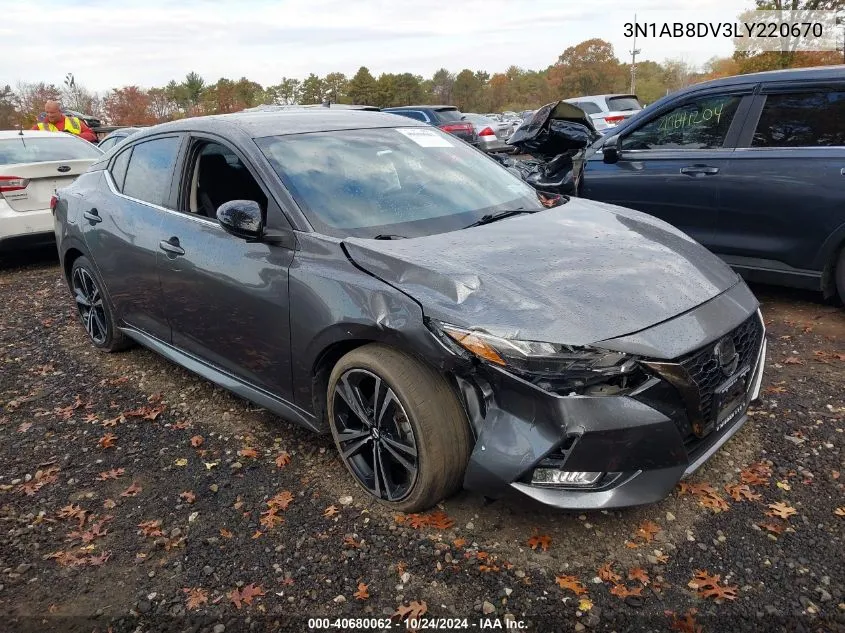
(32, 100), (98, 142)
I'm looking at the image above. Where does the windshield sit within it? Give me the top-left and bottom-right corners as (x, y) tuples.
(434, 109), (465, 123)
(606, 96), (642, 112)
(0, 136), (102, 166)
(256, 127), (542, 238)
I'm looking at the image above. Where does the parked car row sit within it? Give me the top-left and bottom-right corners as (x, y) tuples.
(563, 93), (643, 132)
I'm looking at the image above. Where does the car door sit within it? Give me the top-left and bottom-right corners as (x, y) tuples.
(710, 82), (845, 280)
(81, 135), (183, 340)
(581, 88), (753, 246)
(155, 134), (297, 400)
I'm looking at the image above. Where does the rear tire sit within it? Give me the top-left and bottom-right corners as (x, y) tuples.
(70, 256), (130, 352)
(327, 344), (471, 512)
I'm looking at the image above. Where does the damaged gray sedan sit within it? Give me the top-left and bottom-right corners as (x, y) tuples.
(53, 110), (766, 512)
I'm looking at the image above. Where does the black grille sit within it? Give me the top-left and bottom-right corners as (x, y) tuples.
(677, 313), (764, 423)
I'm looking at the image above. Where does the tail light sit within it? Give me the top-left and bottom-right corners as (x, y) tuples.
(603, 115), (625, 125)
(0, 176), (30, 193)
(50, 195), (58, 212)
(439, 122), (473, 135)
(478, 127), (496, 137)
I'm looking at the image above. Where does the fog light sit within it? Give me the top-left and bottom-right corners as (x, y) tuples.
(531, 469), (603, 486)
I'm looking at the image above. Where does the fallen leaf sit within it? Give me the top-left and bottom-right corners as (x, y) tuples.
(353, 582), (369, 600)
(58, 504), (88, 527)
(251, 530), (262, 539)
(220, 528), (234, 538)
(183, 587), (209, 610)
(228, 583), (265, 610)
(776, 480), (791, 491)
(628, 567), (650, 585)
(138, 519), (163, 538)
(96, 468), (125, 481)
(452, 537), (467, 548)
(97, 433), (117, 449)
(666, 609), (703, 633)
(393, 600), (427, 622)
(174, 458), (188, 467)
(268, 491), (294, 510)
(120, 482), (142, 497)
(766, 502), (797, 520)
(427, 511), (455, 530)
(406, 514), (429, 529)
(624, 540), (640, 549)
(555, 575), (587, 595)
(724, 483), (761, 502)
(17, 421), (32, 433)
(636, 520), (662, 542)
(699, 492), (730, 513)
(190, 435), (204, 448)
(578, 597), (593, 612)
(343, 536), (362, 549)
(259, 509), (285, 529)
(834, 507), (845, 517)
(323, 505), (339, 518)
(598, 562), (621, 583)
(610, 584), (643, 598)
(757, 521), (785, 535)
(527, 534), (551, 552)
(238, 447), (259, 459)
(274, 451), (291, 468)
(783, 356), (804, 365)
(103, 499), (116, 510)
(204, 461), (219, 470)
(699, 583), (738, 602)
(180, 490), (196, 503)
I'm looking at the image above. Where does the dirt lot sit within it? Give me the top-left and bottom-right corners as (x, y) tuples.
(1, 249), (843, 633)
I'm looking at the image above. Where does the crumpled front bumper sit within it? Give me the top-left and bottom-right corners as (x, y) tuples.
(458, 283), (765, 510)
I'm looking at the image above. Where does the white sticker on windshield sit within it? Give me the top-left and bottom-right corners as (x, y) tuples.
(395, 127), (453, 147)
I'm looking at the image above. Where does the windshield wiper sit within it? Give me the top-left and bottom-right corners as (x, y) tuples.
(373, 234), (407, 240)
(462, 208), (538, 229)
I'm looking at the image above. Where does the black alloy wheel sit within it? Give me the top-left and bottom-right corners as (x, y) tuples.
(327, 344), (471, 512)
(332, 368), (418, 502)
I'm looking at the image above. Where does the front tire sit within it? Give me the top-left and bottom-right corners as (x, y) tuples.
(70, 256), (130, 352)
(327, 344), (471, 512)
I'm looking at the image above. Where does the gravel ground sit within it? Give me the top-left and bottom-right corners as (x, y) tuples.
(0, 249), (843, 633)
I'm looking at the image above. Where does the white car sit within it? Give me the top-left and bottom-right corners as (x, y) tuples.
(563, 94), (642, 132)
(0, 130), (102, 251)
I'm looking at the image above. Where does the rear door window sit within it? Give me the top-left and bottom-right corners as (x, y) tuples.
(122, 137), (181, 208)
(622, 94), (742, 150)
(752, 90), (845, 147)
(109, 147), (132, 191)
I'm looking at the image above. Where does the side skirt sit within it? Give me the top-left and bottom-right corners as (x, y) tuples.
(119, 327), (324, 433)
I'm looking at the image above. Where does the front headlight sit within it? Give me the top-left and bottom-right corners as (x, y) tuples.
(433, 321), (642, 394)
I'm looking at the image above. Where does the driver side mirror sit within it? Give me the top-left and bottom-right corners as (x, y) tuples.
(602, 135), (621, 164)
(217, 200), (263, 240)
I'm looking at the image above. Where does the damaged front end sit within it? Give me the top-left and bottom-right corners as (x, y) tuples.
(427, 286), (765, 511)
(490, 101), (602, 196)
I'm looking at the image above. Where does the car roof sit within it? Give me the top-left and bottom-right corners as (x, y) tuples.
(685, 65), (844, 92)
(126, 110), (428, 142)
(0, 129), (86, 140)
(384, 105), (458, 111)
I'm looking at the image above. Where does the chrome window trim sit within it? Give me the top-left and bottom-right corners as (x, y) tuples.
(103, 169), (221, 229)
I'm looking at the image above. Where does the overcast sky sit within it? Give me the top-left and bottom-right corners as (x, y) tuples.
(2, 0), (759, 92)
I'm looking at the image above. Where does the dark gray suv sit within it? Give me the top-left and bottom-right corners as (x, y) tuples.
(582, 66), (845, 300)
(53, 110), (765, 512)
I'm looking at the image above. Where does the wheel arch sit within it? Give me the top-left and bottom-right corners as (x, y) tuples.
(814, 221), (845, 299)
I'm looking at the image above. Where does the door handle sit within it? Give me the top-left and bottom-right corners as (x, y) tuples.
(83, 208), (102, 224)
(159, 237), (185, 256)
(680, 165), (719, 176)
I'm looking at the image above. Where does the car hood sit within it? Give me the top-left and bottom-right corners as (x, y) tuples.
(343, 199), (741, 346)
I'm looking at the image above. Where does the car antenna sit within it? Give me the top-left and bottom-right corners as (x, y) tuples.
(17, 123), (26, 147)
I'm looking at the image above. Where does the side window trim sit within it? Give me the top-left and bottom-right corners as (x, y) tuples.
(116, 133), (184, 209)
(108, 146), (133, 191)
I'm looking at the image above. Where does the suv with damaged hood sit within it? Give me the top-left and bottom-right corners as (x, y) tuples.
(53, 110), (766, 511)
